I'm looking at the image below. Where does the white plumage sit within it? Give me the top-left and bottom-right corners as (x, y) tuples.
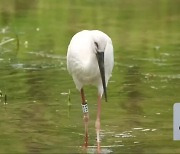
(67, 30), (114, 96)
(66, 30), (114, 149)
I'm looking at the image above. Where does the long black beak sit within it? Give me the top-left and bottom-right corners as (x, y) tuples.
(96, 52), (107, 102)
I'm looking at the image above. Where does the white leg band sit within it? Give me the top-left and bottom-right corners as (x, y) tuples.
(82, 103), (88, 113)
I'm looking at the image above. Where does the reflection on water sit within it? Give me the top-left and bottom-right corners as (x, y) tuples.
(86, 146), (113, 154)
(0, 0), (37, 25)
(0, 0), (180, 153)
(122, 65), (143, 114)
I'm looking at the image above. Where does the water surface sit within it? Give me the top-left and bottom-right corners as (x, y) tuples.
(0, 0), (180, 153)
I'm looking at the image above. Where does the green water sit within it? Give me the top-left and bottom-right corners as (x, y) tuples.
(0, 0), (180, 153)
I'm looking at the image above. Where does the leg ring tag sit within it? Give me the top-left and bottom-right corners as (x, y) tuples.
(82, 103), (88, 113)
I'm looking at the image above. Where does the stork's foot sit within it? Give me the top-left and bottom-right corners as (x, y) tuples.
(97, 142), (101, 154)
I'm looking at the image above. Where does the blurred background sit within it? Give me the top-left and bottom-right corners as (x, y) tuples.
(0, 0), (179, 153)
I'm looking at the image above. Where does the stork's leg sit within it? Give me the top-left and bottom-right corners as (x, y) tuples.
(95, 95), (102, 152)
(80, 88), (89, 147)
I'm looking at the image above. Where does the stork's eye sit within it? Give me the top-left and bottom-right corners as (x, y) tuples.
(94, 42), (99, 49)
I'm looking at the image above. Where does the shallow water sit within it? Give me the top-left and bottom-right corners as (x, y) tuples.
(0, 0), (180, 153)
